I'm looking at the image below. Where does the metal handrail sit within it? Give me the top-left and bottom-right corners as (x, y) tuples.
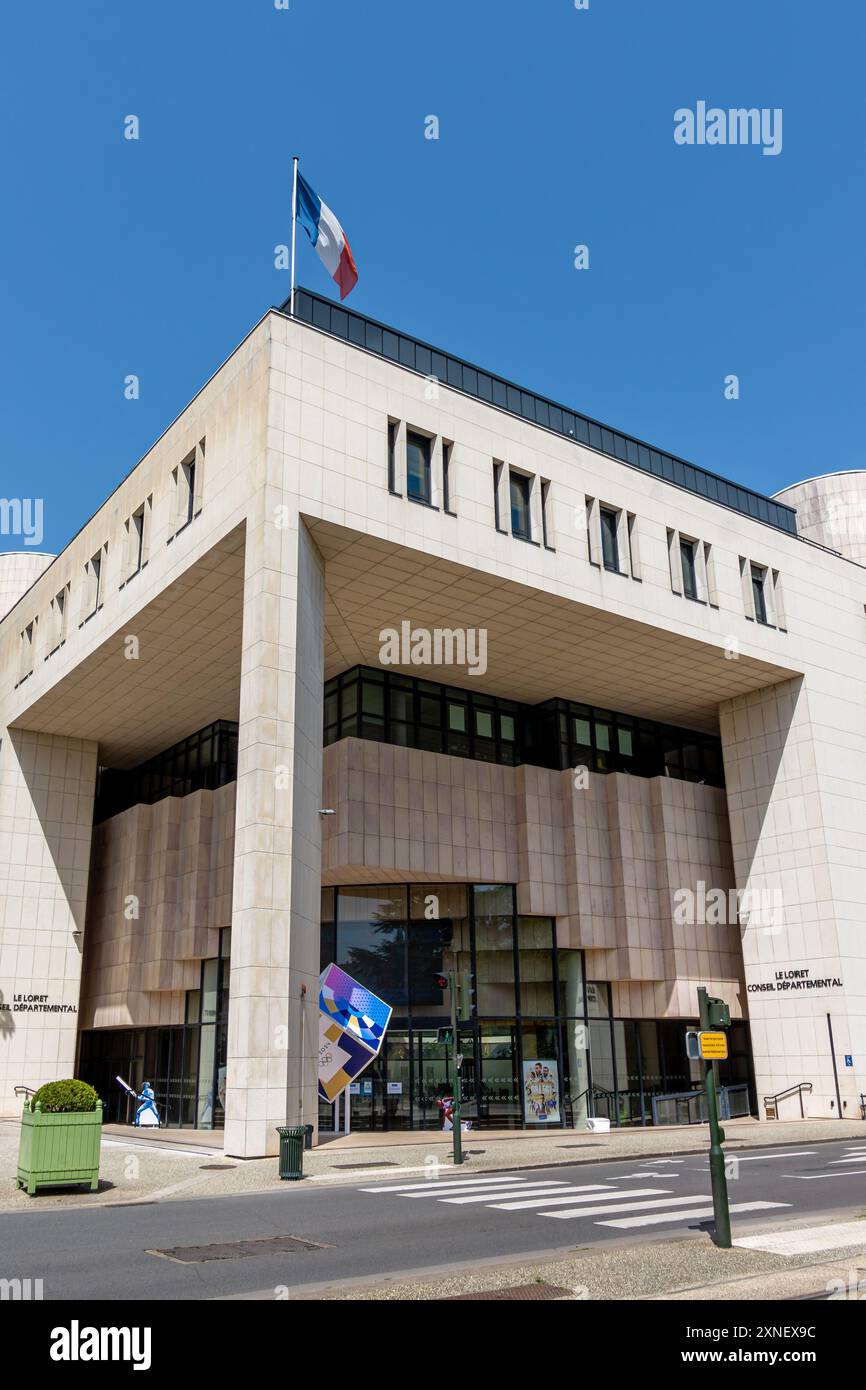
(13, 1085), (36, 1098)
(763, 1081), (812, 1118)
(565, 1084), (616, 1125)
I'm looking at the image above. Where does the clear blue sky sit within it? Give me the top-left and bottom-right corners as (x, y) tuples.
(1, 0), (863, 553)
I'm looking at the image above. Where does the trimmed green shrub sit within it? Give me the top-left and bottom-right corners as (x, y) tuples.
(30, 1079), (99, 1114)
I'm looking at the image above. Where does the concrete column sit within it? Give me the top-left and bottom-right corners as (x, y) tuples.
(561, 951), (589, 1125)
(721, 676), (866, 1119)
(0, 730), (97, 1113)
(224, 515), (325, 1158)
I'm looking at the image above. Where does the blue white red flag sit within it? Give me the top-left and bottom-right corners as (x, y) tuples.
(296, 170), (359, 300)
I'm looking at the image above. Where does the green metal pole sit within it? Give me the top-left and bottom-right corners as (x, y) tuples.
(450, 972), (463, 1165)
(699, 987), (731, 1248)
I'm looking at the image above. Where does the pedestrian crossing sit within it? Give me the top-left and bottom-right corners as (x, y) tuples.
(358, 1172), (790, 1232)
(829, 1145), (866, 1166)
(790, 1145), (866, 1180)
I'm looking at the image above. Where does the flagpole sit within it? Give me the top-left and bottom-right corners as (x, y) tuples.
(290, 155), (299, 317)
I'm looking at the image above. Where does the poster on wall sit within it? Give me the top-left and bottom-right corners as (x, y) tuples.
(317, 963), (393, 1104)
(523, 1059), (561, 1124)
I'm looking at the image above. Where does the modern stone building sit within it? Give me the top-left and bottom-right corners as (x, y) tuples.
(1, 289), (864, 1157)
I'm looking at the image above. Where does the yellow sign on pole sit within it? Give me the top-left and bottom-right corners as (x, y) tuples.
(699, 1031), (728, 1060)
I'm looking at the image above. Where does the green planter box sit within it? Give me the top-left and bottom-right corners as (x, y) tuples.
(16, 1100), (103, 1195)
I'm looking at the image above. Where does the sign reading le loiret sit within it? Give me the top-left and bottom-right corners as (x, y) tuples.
(0, 992), (78, 1015)
(699, 1031), (728, 1060)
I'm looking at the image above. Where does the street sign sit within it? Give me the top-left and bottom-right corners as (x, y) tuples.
(844, 1054), (853, 1067)
(699, 1030), (728, 1060)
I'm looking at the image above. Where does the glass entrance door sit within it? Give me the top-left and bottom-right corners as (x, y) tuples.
(414, 1030), (452, 1130)
(383, 1033), (412, 1129)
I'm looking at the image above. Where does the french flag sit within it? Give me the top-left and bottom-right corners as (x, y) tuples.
(296, 170), (359, 301)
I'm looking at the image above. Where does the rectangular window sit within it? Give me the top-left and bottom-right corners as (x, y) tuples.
(82, 549), (103, 621)
(509, 470), (531, 540)
(182, 456), (196, 527)
(443, 440), (454, 514)
(171, 446), (201, 538)
(751, 563), (768, 624)
(48, 587), (67, 654)
(18, 620), (35, 683)
(387, 420), (399, 494)
(600, 507), (619, 571)
(406, 430), (432, 504)
(680, 538), (698, 599)
(126, 499), (150, 581)
(132, 508), (145, 573)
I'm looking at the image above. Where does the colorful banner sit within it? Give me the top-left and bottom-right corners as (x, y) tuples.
(317, 963), (392, 1104)
(523, 1059), (561, 1124)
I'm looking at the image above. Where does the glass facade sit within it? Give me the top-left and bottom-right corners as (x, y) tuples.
(79, 887), (753, 1133)
(78, 929), (231, 1130)
(319, 882), (753, 1133)
(94, 719), (239, 824)
(324, 667), (726, 786)
(93, 674), (725, 833)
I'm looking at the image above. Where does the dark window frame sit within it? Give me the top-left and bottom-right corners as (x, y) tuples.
(406, 430), (433, 506)
(600, 507), (619, 572)
(509, 470), (532, 542)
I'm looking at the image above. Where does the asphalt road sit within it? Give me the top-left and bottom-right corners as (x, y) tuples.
(4, 1138), (865, 1300)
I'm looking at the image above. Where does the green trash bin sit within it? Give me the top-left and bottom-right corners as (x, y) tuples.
(276, 1125), (307, 1180)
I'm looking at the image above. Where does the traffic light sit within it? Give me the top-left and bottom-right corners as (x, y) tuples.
(707, 997), (730, 1029)
(433, 973), (448, 992)
(455, 970), (476, 1022)
(436, 1027), (453, 1046)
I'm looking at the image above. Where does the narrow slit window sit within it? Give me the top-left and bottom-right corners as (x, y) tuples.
(387, 420), (399, 494)
(443, 440), (454, 513)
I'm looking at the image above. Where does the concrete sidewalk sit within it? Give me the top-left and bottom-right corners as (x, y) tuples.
(0, 1114), (862, 1211)
(267, 1216), (866, 1302)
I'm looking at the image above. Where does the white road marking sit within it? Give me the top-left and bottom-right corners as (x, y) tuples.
(544, 1194), (717, 1221)
(602, 1200), (788, 1230)
(787, 1169), (866, 1180)
(734, 1220), (866, 1256)
(313, 1164), (464, 1182)
(359, 1175), (530, 1194)
(441, 1184), (585, 1205)
(621, 1171), (681, 1179)
(697, 1150), (815, 1166)
(491, 1186), (670, 1211)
